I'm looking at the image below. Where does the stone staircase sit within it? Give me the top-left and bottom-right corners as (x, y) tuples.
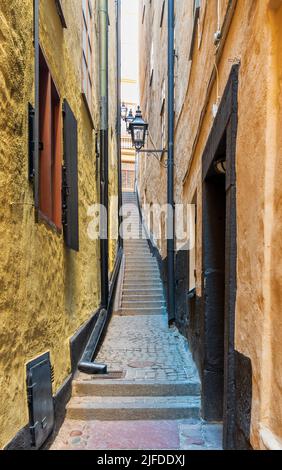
(64, 191), (201, 428)
(121, 192), (166, 316)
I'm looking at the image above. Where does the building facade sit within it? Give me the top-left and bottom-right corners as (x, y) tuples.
(0, 0), (119, 449)
(138, 0), (282, 450)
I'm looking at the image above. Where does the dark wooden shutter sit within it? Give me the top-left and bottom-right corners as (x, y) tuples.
(63, 100), (79, 252)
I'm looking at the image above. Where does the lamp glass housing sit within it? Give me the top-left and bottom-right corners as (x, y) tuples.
(121, 103), (128, 121)
(129, 106), (148, 151)
(126, 109), (134, 133)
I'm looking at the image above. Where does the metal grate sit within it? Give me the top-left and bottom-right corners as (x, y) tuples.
(26, 352), (54, 449)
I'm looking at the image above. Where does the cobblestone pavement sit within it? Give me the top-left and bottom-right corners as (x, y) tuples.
(95, 314), (198, 383)
(51, 420), (222, 450)
(51, 313), (223, 450)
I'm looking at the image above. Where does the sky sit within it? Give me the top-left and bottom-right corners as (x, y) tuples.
(121, 0), (139, 108)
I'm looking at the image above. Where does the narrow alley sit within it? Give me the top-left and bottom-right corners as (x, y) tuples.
(51, 193), (222, 451)
(1, 0), (282, 456)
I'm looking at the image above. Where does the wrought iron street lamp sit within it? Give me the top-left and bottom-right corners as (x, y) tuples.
(121, 102), (128, 121)
(129, 106), (148, 151)
(126, 109), (134, 134)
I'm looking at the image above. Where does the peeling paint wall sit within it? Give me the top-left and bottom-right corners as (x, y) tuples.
(139, 0), (282, 449)
(0, 0), (118, 449)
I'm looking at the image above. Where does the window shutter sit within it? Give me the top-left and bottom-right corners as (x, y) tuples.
(62, 100), (79, 252)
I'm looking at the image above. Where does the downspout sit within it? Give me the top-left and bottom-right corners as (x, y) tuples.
(78, 0), (110, 375)
(167, 0), (176, 324)
(99, 0), (109, 309)
(116, 0), (123, 248)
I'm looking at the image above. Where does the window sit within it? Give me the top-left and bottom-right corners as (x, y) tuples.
(193, 0), (201, 15)
(160, 0), (165, 28)
(82, 0), (93, 113)
(39, 49), (62, 230)
(142, 4), (146, 24)
(149, 42), (154, 86)
(189, 0), (201, 60)
(160, 79), (166, 150)
(54, 0), (67, 28)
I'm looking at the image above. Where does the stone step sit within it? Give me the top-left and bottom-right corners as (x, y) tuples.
(66, 395), (201, 421)
(125, 261), (159, 272)
(124, 241), (148, 244)
(124, 275), (160, 280)
(124, 240), (148, 244)
(125, 269), (159, 274)
(123, 278), (162, 290)
(72, 378), (201, 398)
(123, 289), (163, 295)
(124, 252), (152, 256)
(122, 301), (166, 309)
(122, 294), (164, 302)
(123, 280), (161, 285)
(125, 258), (155, 263)
(124, 282), (162, 292)
(119, 307), (165, 315)
(126, 257), (156, 262)
(124, 246), (150, 249)
(124, 246), (150, 250)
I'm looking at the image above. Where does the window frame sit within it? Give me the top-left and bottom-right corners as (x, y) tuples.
(38, 48), (62, 232)
(189, 0), (201, 61)
(160, 0), (165, 28)
(54, 0), (67, 28)
(82, 0), (94, 122)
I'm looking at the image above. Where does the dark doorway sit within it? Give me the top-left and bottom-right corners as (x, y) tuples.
(202, 132), (227, 421)
(201, 65), (239, 449)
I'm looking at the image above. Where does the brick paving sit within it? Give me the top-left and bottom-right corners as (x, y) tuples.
(51, 420), (222, 450)
(95, 315), (198, 383)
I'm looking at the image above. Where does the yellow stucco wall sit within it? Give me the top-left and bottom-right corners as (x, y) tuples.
(139, 0), (282, 449)
(0, 0), (118, 449)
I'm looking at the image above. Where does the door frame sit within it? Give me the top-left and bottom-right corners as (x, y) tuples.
(201, 65), (239, 449)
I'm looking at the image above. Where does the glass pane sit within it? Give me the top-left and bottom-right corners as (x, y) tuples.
(83, 25), (87, 60)
(134, 126), (145, 144)
(87, 73), (92, 108)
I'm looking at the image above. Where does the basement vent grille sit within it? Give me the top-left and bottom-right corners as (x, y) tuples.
(26, 352), (54, 449)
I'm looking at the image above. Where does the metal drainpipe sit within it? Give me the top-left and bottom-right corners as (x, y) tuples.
(116, 0), (123, 249)
(99, 0), (109, 309)
(167, 0), (176, 324)
(78, 0), (110, 375)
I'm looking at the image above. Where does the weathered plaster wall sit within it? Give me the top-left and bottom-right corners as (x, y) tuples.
(139, 0), (282, 449)
(0, 0), (118, 449)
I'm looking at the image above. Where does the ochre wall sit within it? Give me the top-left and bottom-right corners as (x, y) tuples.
(0, 0), (118, 448)
(139, 0), (282, 449)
